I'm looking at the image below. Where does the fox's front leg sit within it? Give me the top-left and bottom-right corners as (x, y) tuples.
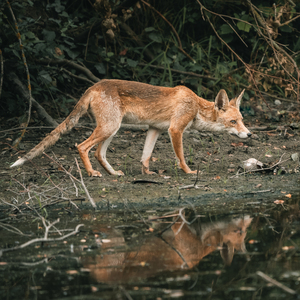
(168, 127), (197, 174)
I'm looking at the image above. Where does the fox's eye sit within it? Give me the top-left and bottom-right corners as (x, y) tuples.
(230, 120), (237, 124)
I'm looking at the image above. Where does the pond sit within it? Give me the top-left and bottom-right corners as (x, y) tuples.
(1, 193), (300, 300)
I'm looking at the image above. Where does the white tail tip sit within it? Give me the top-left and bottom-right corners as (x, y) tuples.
(10, 157), (27, 168)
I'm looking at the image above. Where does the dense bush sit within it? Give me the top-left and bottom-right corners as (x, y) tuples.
(0, 0), (299, 119)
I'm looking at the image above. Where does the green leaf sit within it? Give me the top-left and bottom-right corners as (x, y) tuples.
(64, 48), (79, 59)
(220, 24), (233, 35)
(39, 71), (52, 83)
(95, 63), (106, 75)
(145, 27), (155, 32)
(127, 59), (138, 67)
(237, 21), (251, 32)
(149, 32), (162, 43)
(42, 29), (56, 42)
(25, 31), (36, 39)
(106, 52), (114, 57)
(12, 49), (21, 59)
(280, 25), (292, 33)
(60, 11), (68, 18)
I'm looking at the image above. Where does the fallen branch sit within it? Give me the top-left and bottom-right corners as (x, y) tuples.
(7, 72), (59, 127)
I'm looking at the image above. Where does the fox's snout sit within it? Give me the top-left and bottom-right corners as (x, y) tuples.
(232, 131), (251, 139)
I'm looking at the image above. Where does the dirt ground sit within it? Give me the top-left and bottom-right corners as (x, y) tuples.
(1, 98), (300, 210)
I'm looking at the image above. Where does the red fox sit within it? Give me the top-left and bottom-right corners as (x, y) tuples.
(11, 79), (251, 176)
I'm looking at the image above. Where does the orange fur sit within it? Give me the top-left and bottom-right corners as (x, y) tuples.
(11, 79), (251, 176)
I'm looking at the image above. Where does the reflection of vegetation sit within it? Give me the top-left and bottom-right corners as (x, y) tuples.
(2, 203), (300, 299)
(1, 0), (300, 120)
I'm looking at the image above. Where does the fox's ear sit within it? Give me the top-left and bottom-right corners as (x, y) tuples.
(214, 89), (229, 110)
(230, 89), (245, 109)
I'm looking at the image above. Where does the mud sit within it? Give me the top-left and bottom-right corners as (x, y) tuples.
(0, 99), (300, 209)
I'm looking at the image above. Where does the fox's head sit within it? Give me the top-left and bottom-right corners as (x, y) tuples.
(213, 89), (251, 139)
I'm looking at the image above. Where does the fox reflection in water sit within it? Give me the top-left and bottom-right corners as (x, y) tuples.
(82, 215), (252, 283)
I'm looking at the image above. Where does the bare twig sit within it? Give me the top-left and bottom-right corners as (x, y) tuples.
(75, 158), (97, 209)
(61, 68), (95, 85)
(0, 49), (3, 100)
(7, 1), (33, 146)
(0, 222), (84, 255)
(138, 62), (216, 81)
(42, 152), (99, 208)
(256, 271), (296, 295)
(0, 222), (32, 236)
(141, 0), (195, 62)
(36, 58), (101, 82)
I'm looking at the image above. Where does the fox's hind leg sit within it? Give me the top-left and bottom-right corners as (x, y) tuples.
(77, 125), (121, 177)
(94, 128), (124, 176)
(141, 127), (160, 174)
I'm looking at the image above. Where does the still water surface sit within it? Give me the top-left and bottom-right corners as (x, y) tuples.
(1, 195), (300, 299)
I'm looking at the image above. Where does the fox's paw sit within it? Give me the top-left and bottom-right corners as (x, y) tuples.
(88, 170), (102, 177)
(142, 165), (156, 175)
(115, 170), (124, 176)
(189, 170), (198, 174)
(186, 169), (201, 175)
(142, 168), (157, 175)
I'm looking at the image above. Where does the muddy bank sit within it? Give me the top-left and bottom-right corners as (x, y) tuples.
(1, 112), (299, 210)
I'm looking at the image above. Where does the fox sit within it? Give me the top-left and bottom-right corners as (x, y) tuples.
(11, 79), (251, 176)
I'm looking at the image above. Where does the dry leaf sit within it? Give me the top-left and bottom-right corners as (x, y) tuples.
(248, 239), (259, 244)
(101, 239), (111, 243)
(285, 194), (292, 198)
(55, 47), (63, 56)
(66, 270), (78, 275)
(91, 286), (98, 292)
(282, 246), (295, 251)
(119, 48), (128, 56)
(231, 142), (244, 147)
(274, 200), (284, 204)
(151, 157), (158, 162)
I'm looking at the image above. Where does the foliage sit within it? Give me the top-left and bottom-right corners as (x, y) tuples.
(0, 0), (300, 119)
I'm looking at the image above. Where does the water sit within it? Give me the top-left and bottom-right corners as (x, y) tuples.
(0, 195), (300, 299)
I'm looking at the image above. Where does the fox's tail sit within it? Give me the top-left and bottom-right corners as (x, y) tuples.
(11, 91), (92, 168)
